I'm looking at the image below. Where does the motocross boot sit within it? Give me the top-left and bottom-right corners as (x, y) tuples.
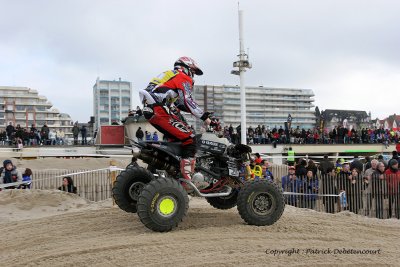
(180, 158), (209, 191)
(180, 158), (195, 192)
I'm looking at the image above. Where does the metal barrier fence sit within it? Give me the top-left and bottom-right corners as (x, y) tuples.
(281, 172), (400, 219)
(7, 165), (400, 219)
(29, 169), (121, 202)
(24, 165), (288, 202)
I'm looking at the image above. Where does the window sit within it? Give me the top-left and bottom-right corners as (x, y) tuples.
(36, 120), (45, 126)
(15, 105), (27, 111)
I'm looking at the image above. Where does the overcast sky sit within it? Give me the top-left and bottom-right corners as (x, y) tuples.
(1, 0), (399, 122)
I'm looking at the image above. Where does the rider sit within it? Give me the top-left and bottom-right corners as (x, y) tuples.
(139, 56), (212, 182)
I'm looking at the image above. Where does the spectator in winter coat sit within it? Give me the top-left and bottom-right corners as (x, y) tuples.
(371, 162), (387, 219)
(363, 159), (378, 182)
(318, 155), (334, 175)
(72, 124), (80, 145)
(49, 129), (57, 145)
(391, 151), (400, 165)
(378, 155), (388, 169)
(295, 159), (308, 178)
(303, 170), (319, 209)
(57, 130), (65, 145)
(152, 132), (159, 141)
(21, 168), (33, 189)
(135, 127), (144, 141)
(350, 156), (364, 173)
(0, 159), (22, 189)
(145, 131), (152, 141)
(306, 159), (318, 177)
(41, 124), (50, 145)
(335, 158), (345, 174)
(58, 176), (77, 194)
(6, 122), (15, 142)
(384, 159), (400, 218)
(135, 106), (143, 118)
(261, 160), (274, 181)
(364, 156), (372, 170)
(80, 125), (87, 145)
(282, 166), (302, 207)
(321, 167), (338, 213)
(254, 153), (263, 164)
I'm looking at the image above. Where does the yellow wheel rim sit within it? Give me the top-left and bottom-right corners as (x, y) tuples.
(159, 198), (175, 215)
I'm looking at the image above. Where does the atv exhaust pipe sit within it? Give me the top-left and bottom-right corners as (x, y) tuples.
(179, 179), (232, 197)
(137, 149), (176, 173)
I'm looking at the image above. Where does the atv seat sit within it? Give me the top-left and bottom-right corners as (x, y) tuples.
(159, 141), (183, 157)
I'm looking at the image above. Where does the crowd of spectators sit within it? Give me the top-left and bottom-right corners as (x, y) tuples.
(239, 153), (275, 182)
(221, 124), (400, 146)
(127, 106), (143, 122)
(280, 151), (400, 218)
(0, 122), (90, 147)
(235, 148), (400, 219)
(0, 158), (78, 194)
(135, 127), (162, 142)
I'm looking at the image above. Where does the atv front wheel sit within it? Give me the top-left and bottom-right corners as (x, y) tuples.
(237, 180), (285, 226)
(206, 189), (238, 210)
(112, 166), (154, 213)
(137, 177), (189, 232)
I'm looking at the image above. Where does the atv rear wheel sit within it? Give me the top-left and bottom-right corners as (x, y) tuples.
(112, 166), (154, 213)
(237, 180), (285, 226)
(206, 189), (238, 210)
(137, 177), (189, 232)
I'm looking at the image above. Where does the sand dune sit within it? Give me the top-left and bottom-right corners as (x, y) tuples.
(0, 189), (399, 267)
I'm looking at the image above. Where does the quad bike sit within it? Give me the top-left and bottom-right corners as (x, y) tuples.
(112, 126), (285, 232)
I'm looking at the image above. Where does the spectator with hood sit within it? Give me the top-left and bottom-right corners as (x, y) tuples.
(0, 159), (22, 189)
(21, 168), (33, 189)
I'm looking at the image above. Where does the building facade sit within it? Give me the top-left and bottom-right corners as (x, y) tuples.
(373, 114), (400, 131)
(93, 77), (132, 129)
(0, 86), (73, 133)
(189, 85), (316, 130)
(321, 109), (371, 131)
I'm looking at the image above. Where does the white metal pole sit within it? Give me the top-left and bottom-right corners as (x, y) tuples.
(239, 10), (247, 145)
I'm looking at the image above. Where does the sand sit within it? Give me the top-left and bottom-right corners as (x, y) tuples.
(1, 189), (399, 267)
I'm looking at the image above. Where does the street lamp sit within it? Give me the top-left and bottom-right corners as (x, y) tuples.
(231, 10), (252, 145)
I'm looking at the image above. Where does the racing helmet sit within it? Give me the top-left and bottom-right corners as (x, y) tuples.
(174, 56), (203, 77)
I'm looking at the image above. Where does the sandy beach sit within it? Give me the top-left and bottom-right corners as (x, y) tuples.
(1, 188), (399, 267)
